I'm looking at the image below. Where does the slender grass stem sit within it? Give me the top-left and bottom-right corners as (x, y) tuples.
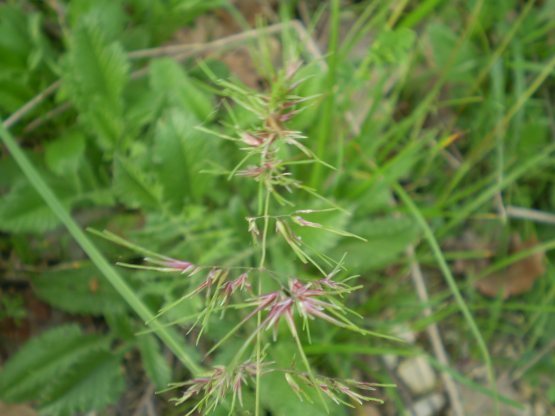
(259, 190), (272, 270)
(255, 189), (271, 416)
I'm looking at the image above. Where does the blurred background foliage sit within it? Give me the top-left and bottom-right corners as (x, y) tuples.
(1, 0), (555, 414)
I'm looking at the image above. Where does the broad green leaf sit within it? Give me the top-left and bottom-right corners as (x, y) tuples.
(64, 21), (129, 151)
(138, 334), (172, 388)
(334, 216), (419, 270)
(126, 0), (225, 43)
(0, 181), (75, 233)
(426, 23), (478, 82)
(479, 0), (517, 30)
(45, 131), (86, 176)
(368, 27), (416, 65)
(153, 108), (217, 208)
(39, 351), (125, 416)
(0, 155), (24, 189)
(123, 82), (162, 138)
(31, 262), (127, 315)
(0, 5), (53, 112)
(150, 58), (213, 121)
(378, 138), (427, 183)
(0, 324), (110, 401)
(0, 76), (33, 113)
(516, 119), (548, 159)
(113, 155), (162, 210)
(0, 5), (34, 71)
(67, 0), (127, 41)
(104, 311), (136, 341)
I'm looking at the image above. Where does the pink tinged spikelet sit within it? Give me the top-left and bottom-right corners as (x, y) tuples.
(184, 268), (222, 300)
(289, 279), (344, 326)
(284, 373), (381, 407)
(242, 291), (280, 325)
(233, 372), (244, 406)
(335, 382), (368, 405)
(265, 298), (293, 341)
(292, 215), (322, 228)
(314, 381), (341, 405)
(283, 307), (298, 338)
(278, 110), (299, 123)
(316, 275), (344, 290)
(219, 273), (251, 304)
(241, 132), (264, 147)
(237, 160), (279, 178)
(234, 272), (250, 290)
(197, 274), (214, 292)
(144, 257), (195, 274)
(236, 166), (265, 177)
(245, 278), (349, 342)
(299, 300), (344, 327)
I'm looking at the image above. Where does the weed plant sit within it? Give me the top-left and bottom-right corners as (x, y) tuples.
(1, 1), (555, 415)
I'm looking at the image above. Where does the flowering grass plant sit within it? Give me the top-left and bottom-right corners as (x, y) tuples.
(94, 59), (396, 414)
(2, 1), (555, 415)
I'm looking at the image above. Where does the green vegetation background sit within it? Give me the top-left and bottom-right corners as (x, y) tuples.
(1, 0), (554, 414)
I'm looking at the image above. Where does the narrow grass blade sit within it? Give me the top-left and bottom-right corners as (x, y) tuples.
(391, 181), (498, 410)
(0, 122), (202, 376)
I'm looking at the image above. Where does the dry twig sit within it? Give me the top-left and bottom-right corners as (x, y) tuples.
(132, 383), (157, 416)
(3, 80), (61, 129)
(406, 246), (466, 416)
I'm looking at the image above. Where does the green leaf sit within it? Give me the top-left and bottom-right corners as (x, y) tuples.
(123, 83), (163, 138)
(64, 21), (129, 151)
(45, 131), (86, 175)
(31, 262), (127, 315)
(0, 123), (202, 376)
(0, 5), (53, 112)
(138, 334), (172, 389)
(113, 155), (162, 210)
(153, 108), (217, 207)
(0, 324), (110, 402)
(0, 155), (25, 189)
(39, 351), (126, 416)
(104, 311), (136, 341)
(67, 0), (127, 41)
(0, 5), (34, 71)
(125, 0), (225, 43)
(515, 118), (548, 159)
(150, 58), (213, 121)
(0, 76), (33, 114)
(426, 23), (478, 82)
(334, 216), (419, 270)
(368, 27), (416, 65)
(0, 181), (75, 233)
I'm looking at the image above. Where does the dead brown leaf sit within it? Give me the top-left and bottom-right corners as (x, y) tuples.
(355, 404), (383, 416)
(0, 402), (38, 416)
(474, 236), (545, 299)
